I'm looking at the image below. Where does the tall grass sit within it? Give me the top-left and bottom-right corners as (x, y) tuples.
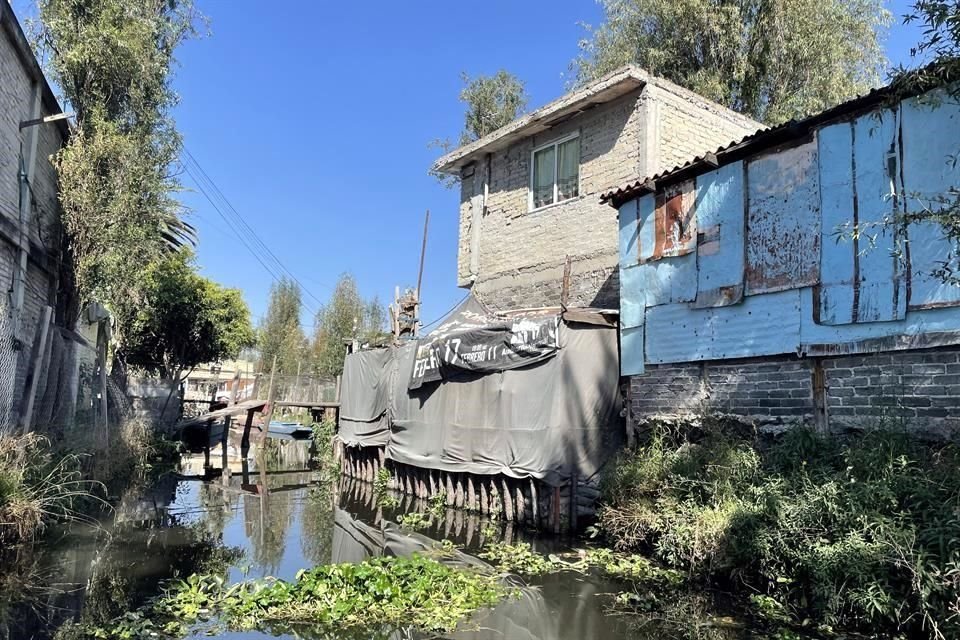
(598, 418), (960, 638)
(0, 433), (108, 544)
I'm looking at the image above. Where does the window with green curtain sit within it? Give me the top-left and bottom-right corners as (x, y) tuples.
(532, 146), (555, 209)
(557, 137), (579, 201)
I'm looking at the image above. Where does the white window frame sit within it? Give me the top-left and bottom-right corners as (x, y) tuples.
(528, 132), (581, 212)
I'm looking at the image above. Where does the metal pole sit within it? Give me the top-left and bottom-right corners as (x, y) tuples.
(415, 210), (429, 337)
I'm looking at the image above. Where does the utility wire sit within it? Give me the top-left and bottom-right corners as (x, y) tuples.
(180, 148), (323, 315)
(419, 294), (469, 333)
(180, 147), (329, 312)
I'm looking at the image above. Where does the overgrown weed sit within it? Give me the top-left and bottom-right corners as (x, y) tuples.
(597, 418), (960, 638)
(0, 433), (107, 544)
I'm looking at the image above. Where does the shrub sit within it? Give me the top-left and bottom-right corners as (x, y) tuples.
(597, 420), (960, 638)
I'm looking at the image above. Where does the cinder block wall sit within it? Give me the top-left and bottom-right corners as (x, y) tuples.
(630, 346), (960, 437)
(457, 85), (760, 312)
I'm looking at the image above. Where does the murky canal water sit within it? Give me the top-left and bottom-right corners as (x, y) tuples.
(0, 435), (751, 640)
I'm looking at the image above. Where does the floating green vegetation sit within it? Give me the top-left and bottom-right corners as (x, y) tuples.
(58, 554), (506, 639)
(479, 542), (558, 576)
(373, 468), (399, 508)
(597, 420), (960, 638)
(396, 511), (431, 531)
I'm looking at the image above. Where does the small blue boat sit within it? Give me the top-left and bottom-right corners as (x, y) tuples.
(266, 421), (314, 439)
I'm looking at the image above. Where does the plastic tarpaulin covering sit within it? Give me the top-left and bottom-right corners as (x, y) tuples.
(409, 296), (560, 389)
(337, 347), (393, 447)
(337, 302), (623, 487)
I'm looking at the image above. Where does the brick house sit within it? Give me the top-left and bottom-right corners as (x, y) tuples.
(1, 4), (70, 430)
(432, 66), (762, 312)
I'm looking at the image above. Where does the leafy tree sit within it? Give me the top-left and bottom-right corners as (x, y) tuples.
(116, 250), (254, 380)
(429, 70), (527, 187)
(258, 278), (306, 376)
(458, 70), (528, 143)
(573, 0), (891, 124)
(34, 0), (199, 325)
(311, 274), (388, 377)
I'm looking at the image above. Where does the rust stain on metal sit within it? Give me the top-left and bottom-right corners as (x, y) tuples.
(691, 284), (744, 309)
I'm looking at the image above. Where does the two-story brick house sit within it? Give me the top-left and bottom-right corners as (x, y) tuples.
(432, 65), (763, 312)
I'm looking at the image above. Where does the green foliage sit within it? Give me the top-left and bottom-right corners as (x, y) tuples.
(396, 511), (431, 531)
(115, 249), (254, 378)
(574, 0), (890, 124)
(35, 0), (200, 317)
(458, 71), (528, 144)
(66, 555), (505, 638)
(479, 542), (557, 577)
(597, 421), (960, 637)
(311, 274), (388, 377)
(258, 278), (307, 376)
(0, 434), (105, 544)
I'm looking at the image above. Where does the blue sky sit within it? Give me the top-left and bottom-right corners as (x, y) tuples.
(13, 0), (929, 331)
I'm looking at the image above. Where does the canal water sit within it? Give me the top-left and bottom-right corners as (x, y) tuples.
(0, 436), (750, 640)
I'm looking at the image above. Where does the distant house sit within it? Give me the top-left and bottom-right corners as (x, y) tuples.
(432, 66), (761, 312)
(0, 5), (70, 431)
(604, 79), (960, 436)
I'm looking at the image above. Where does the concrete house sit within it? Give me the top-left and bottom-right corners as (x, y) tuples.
(432, 66), (762, 312)
(0, 4), (70, 430)
(604, 80), (960, 436)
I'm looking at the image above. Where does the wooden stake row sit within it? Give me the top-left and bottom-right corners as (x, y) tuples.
(338, 445), (552, 527)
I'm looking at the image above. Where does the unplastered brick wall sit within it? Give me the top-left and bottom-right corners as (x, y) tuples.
(823, 348), (960, 436)
(457, 83), (761, 312)
(630, 347), (960, 436)
(653, 82), (762, 172)
(630, 357), (815, 422)
(459, 88), (646, 311)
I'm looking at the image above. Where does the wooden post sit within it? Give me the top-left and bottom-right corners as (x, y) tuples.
(552, 487), (562, 534)
(445, 473), (455, 507)
(259, 355), (278, 446)
(467, 476), (477, 512)
(97, 318), (109, 442)
(502, 476), (514, 521)
(19, 305), (52, 433)
(530, 478), (539, 528)
(241, 408), (255, 455)
(229, 370), (241, 405)
(569, 472), (578, 533)
(561, 254), (572, 310)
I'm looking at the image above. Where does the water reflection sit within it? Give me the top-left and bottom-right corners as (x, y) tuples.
(0, 437), (747, 640)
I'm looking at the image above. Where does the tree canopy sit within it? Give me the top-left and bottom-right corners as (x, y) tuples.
(311, 274), (388, 377)
(458, 70), (528, 143)
(258, 279), (307, 376)
(573, 0), (891, 124)
(117, 250), (254, 379)
(35, 0), (199, 323)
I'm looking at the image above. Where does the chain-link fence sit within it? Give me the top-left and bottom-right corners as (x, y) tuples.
(0, 302), (130, 442)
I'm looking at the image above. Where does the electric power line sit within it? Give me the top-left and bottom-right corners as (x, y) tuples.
(179, 148), (330, 317)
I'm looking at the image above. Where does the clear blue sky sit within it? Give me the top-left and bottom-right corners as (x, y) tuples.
(12, 0), (929, 331)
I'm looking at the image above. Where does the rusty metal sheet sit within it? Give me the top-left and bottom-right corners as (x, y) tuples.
(902, 91), (960, 310)
(816, 111), (907, 325)
(655, 179), (697, 259)
(800, 286), (960, 350)
(692, 162), (745, 308)
(745, 140), (821, 295)
(645, 289), (802, 364)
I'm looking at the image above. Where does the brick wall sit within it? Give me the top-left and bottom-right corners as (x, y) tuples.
(458, 83), (760, 312)
(1, 13), (66, 428)
(630, 346), (960, 437)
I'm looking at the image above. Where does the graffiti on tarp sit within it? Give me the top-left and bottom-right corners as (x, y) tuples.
(409, 314), (560, 389)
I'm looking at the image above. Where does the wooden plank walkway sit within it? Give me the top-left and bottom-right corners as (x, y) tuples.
(175, 399), (267, 430)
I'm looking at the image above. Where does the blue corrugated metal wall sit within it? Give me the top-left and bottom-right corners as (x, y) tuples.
(618, 90), (960, 376)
